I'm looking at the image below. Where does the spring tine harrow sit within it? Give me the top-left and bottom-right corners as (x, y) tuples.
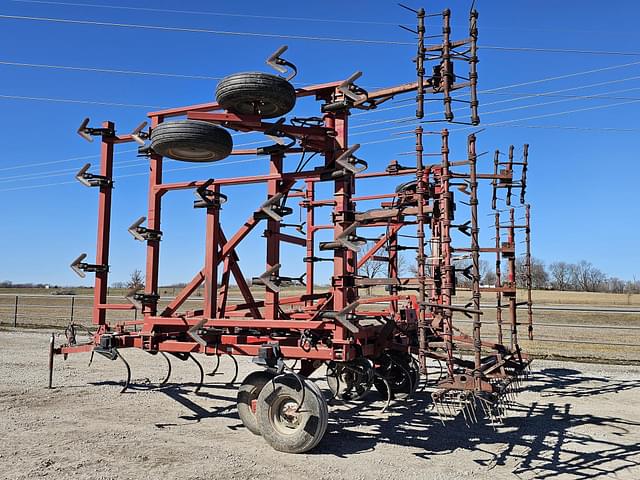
(373, 371), (393, 414)
(189, 354), (205, 394)
(147, 351), (173, 387)
(115, 349), (131, 394)
(159, 352), (172, 386)
(207, 354), (221, 377)
(227, 353), (239, 385)
(206, 353), (239, 385)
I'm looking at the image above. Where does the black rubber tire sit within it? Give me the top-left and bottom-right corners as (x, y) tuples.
(216, 72), (296, 119)
(303, 379), (329, 451)
(150, 120), (233, 162)
(395, 180), (417, 193)
(256, 375), (328, 453)
(237, 370), (276, 435)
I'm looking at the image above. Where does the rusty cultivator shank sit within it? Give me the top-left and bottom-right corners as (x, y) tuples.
(50, 4), (534, 452)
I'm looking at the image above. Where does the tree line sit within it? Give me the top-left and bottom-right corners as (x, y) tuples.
(475, 258), (639, 294)
(3, 259), (638, 295)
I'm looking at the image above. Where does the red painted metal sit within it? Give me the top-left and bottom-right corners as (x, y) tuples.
(91, 121), (114, 326)
(52, 3), (534, 436)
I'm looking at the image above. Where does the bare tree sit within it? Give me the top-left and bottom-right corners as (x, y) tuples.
(626, 277), (640, 294)
(454, 259), (492, 287)
(396, 253), (410, 277)
(126, 269), (145, 291)
(549, 261), (571, 291)
(358, 242), (387, 295)
(570, 260), (606, 292)
(607, 277), (626, 294)
(483, 269), (497, 286)
(515, 257), (548, 289)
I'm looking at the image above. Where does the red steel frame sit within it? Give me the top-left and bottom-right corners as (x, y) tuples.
(52, 5), (533, 408)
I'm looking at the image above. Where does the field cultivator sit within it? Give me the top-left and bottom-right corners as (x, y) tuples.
(49, 4), (535, 452)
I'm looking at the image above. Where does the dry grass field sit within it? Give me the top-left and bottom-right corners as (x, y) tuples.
(1, 287), (639, 363)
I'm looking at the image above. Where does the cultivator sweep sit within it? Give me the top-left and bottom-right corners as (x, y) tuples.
(49, 4), (535, 452)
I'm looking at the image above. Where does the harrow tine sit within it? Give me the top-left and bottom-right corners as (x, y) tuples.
(388, 355), (413, 401)
(479, 395), (493, 424)
(375, 372), (393, 414)
(189, 354), (205, 394)
(115, 349), (131, 394)
(445, 392), (455, 418)
(459, 393), (470, 427)
(431, 392), (445, 425)
(206, 354), (221, 377)
(159, 352), (172, 386)
(469, 395), (478, 424)
(436, 404), (445, 425)
(227, 353), (239, 385)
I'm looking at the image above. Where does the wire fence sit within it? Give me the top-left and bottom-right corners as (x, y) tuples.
(1, 293), (639, 362)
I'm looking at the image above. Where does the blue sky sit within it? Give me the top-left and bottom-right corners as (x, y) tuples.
(0, 0), (639, 286)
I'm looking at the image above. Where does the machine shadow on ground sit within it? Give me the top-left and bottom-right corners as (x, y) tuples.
(89, 366), (640, 478)
(318, 368), (640, 478)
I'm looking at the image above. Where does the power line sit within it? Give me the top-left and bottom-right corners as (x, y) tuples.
(2, 13), (640, 56)
(2, 78), (639, 179)
(0, 93), (162, 108)
(482, 98), (640, 126)
(478, 60), (640, 93)
(3, 113), (640, 194)
(8, 0), (402, 26)
(12, 0), (640, 37)
(479, 92), (640, 101)
(3, 59), (640, 177)
(0, 157), (143, 183)
(0, 14), (414, 45)
(354, 72), (640, 118)
(486, 124), (640, 133)
(0, 156), (267, 192)
(0, 149), (138, 172)
(354, 94), (640, 138)
(2, 57), (639, 115)
(350, 82), (640, 137)
(481, 45), (640, 57)
(0, 132), (262, 177)
(12, 77), (631, 180)
(0, 60), (334, 87)
(475, 85), (640, 117)
(3, 80), (639, 176)
(2, 57), (639, 89)
(0, 60), (223, 80)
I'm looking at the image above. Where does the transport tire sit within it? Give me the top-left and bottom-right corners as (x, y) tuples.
(216, 72), (296, 119)
(256, 374), (328, 453)
(304, 378), (329, 451)
(237, 370), (276, 435)
(150, 120), (233, 162)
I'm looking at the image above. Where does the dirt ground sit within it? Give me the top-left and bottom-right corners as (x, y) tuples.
(2, 329), (640, 480)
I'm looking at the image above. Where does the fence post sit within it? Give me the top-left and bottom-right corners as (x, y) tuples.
(13, 295), (18, 327)
(70, 296), (75, 324)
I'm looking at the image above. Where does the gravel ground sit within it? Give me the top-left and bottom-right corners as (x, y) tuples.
(1, 329), (640, 480)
